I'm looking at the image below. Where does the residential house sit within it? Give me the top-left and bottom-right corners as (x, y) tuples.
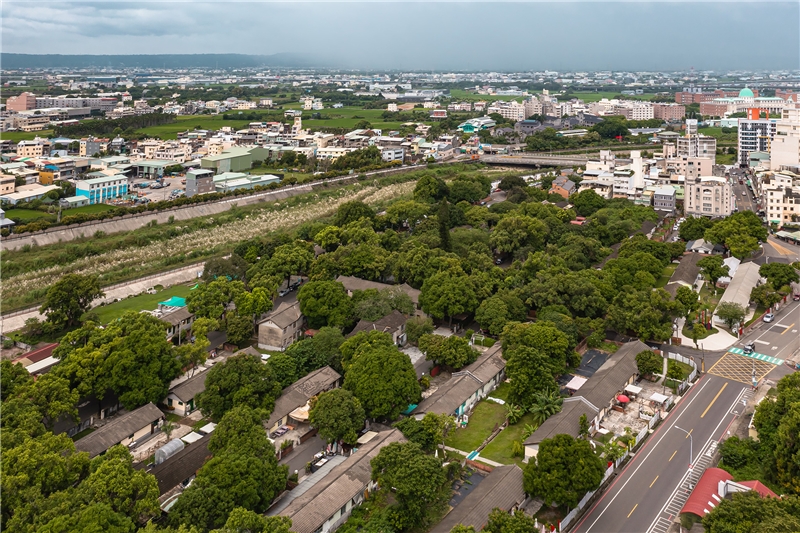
(162, 307), (195, 341)
(412, 345), (505, 419)
(335, 275), (421, 309)
(664, 253), (703, 297)
(257, 300), (305, 352)
(430, 465), (525, 533)
(0, 208), (15, 229)
(549, 176), (576, 199)
(266, 366), (341, 435)
(523, 340), (650, 460)
(653, 187), (676, 213)
(165, 371), (207, 417)
(59, 195), (90, 209)
(714, 263), (764, 326)
(143, 433), (211, 495)
(75, 402), (164, 458)
(278, 429), (406, 533)
(0, 174), (15, 195)
(348, 310), (407, 347)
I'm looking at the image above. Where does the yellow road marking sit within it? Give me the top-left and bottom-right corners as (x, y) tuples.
(701, 383), (728, 418)
(627, 504), (638, 518)
(768, 238), (794, 256)
(782, 323), (795, 335)
(650, 475), (659, 487)
(669, 450), (677, 461)
(686, 428), (693, 439)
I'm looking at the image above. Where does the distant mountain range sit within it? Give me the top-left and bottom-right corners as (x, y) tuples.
(1, 53), (325, 70)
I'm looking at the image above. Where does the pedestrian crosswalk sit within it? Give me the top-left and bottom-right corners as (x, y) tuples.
(727, 347), (783, 365)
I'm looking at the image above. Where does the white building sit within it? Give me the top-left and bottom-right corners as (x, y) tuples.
(770, 102), (800, 172)
(685, 176), (733, 218)
(487, 100), (528, 122)
(738, 118), (777, 166)
(761, 172), (800, 225)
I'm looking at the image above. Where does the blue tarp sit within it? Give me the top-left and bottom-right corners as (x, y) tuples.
(158, 296), (187, 308)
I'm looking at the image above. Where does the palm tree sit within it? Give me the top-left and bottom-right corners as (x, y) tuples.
(528, 392), (564, 426)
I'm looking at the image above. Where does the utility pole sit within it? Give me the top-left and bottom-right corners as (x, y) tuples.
(674, 426), (694, 488)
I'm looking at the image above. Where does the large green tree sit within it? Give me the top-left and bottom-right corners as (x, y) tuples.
(489, 215), (548, 255)
(504, 346), (558, 408)
(187, 279), (246, 320)
(308, 388), (366, 445)
(523, 433), (606, 510)
(370, 442), (448, 531)
(39, 273), (104, 329)
(759, 263), (799, 291)
(413, 175), (449, 203)
(501, 321), (572, 376)
(420, 267), (478, 326)
(702, 491), (800, 533)
(212, 508), (292, 533)
(715, 301), (746, 329)
(418, 334), (478, 370)
(343, 344), (421, 420)
(196, 353), (282, 422)
(335, 200), (375, 227)
(297, 280), (353, 329)
(697, 255), (729, 292)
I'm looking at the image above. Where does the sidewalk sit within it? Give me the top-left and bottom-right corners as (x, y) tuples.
(674, 317), (738, 351)
(443, 445), (504, 467)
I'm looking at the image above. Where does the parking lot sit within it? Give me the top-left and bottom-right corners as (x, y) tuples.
(130, 175), (186, 203)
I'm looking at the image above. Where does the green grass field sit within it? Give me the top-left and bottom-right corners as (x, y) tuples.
(567, 91), (651, 102)
(448, 89), (520, 102)
(88, 283), (195, 324)
(444, 399), (507, 453)
(698, 127), (738, 143)
(0, 130), (55, 142)
(4, 203), (114, 223)
(655, 263), (678, 288)
(480, 412), (537, 467)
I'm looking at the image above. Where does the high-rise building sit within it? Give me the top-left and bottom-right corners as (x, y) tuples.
(677, 119), (716, 160)
(770, 102), (800, 172)
(6, 92), (37, 112)
(738, 109), (777, 166)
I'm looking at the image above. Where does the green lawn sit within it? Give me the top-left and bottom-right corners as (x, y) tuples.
(3, 208), (55, 221)
(480, 412), (536, 466)
(0, 130), (55, 142)
(71, 427), (96, 441)
(448, 89), (521, 102)
(445, 400), (507, 453)
(682, 322), (719, 341)
(69, 204), (115, 215)
(567, 92), (651, 102)
(88, 283), (195, 324)
(655, 263), (678, 288)
(698, 127), (738, 143)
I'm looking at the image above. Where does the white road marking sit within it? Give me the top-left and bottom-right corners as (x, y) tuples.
(754, 340), (770, 345)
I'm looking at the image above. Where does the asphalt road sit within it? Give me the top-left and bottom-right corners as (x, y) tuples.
(737, 297), (800, 364)
(573, 374), (748, 533)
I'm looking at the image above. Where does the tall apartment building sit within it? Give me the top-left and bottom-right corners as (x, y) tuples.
(653, 103), (686, 121)
(34, 96), (118, 112)
(761, 173), (800, 225)
(79, 137), (110, 157)
(676, 119), (716, 160)
(16, 139), (50, 157)
(738, 111), (777, 166)
(613, 102), (654, 121)
(685, 176), (732, 217)
(6, 92), (37, 112)
(770, 102), (800, 172)
(657, 156), (712, 181)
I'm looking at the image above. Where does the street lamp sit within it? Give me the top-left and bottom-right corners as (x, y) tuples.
(674, 426), (694, 488)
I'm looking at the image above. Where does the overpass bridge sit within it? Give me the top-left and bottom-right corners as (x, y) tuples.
(481, 153), (592, 167)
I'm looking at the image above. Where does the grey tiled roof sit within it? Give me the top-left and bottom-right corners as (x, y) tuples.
(430, 465), (525, 533)
(412, 345), (505, 416)
(169, 371), (207, 403)
(75, 403), (163, 458)
(347, 310), (407, 338)
(335, 275), (421, 305)
(267, 366), (341, 428)
(279, 429), (406, 533)
(146, 433), (211, 494)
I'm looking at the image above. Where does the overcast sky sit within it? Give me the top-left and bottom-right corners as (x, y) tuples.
(3, 1), (799, 71)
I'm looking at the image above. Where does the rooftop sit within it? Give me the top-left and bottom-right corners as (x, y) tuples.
(75, 403), (163, 458)
(169, 371), (207, 403)
(267, 366), (341, 428)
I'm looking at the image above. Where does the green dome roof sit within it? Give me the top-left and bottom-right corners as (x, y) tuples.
(739, 88), (754, 98)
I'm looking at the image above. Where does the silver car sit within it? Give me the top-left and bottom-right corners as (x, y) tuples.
(763, 313), (775, 323)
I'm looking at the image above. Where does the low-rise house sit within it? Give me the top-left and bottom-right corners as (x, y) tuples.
(523, 340), (650, 460)
(412, 345), (505, 419)
(165, 371), (207, 417)
(278, 429), (406, 533)
(143, 433), (211, 495)
(335, 275), (421, 309)
(347, 310), (407, 347)
(257, 300), (305, 352)
(664, 253), (703, 297)
(161, 307), (195, 341)
(549, 176), (576, 199)
(59, 195), (89, 209)
(75, 402), (164, 458)
(430, 465), (525, 533)
(714, 262), (764, 326)
(267, 366), (341, 435)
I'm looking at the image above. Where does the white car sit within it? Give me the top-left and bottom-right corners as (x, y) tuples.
(763, 313), (775, 323)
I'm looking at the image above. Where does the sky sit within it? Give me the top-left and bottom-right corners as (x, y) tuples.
(2, 1), (799, 71)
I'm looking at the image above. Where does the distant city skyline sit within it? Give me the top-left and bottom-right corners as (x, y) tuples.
(2, 2), (799, 71)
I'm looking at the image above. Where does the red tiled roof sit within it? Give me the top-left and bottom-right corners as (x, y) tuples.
(13, 343), (58, 365)
(738, 480), (778, 499)
(681, 468), (731, 517)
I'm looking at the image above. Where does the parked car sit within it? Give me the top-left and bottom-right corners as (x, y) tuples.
(793, 292), (800, 301)
(763, 313), (775, 323)
(743, 342), (755, 354)
(145, 287), (157, 295)
(150, 182), (164, 189)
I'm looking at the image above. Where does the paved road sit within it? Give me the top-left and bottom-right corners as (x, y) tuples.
(573, 374), (748, 533)
(737, 297), (800, 364)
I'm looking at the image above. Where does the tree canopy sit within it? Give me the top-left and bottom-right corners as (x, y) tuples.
(39, 274), (104, 329)
(308, 388), (366, 445)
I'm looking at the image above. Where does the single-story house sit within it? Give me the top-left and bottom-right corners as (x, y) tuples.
(267, 366), (341, 435)
(142, 433), (212, 495)
(347, 310), (407, 347)
(664, 253), (703, 297)
(75, 402), (164, 458)
(161, 307), (195, 341)
(12, 342), (58, 371)
(53, 394), (121, 438)
(430, 465), (526, 533)
(165, 371), (207, 417)
(524, 340), (650, 460)
(258, 300), (305, 352)
(278, 429), (406, 533)
(412, 345), (505, 419)
(717, 257), (741, 287)
(714, 262), (764, 326)
(335, 275), (421, 309)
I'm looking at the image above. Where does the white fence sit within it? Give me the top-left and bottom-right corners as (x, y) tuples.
(668, 352), (698, 394)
